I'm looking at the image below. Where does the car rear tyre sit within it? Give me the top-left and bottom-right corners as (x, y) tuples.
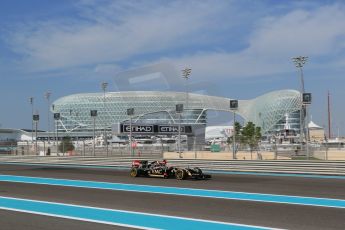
(130, 168), (139, 177)
(175, 169), (186, 180)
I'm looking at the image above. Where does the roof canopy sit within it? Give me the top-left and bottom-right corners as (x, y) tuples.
(308, 120), (323, 130)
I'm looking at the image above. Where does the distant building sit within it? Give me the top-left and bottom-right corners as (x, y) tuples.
(0, 129), (32, 154)
(52, 89), (303, 136)
(308, 121), (324, 143)
(0, 128), (32, 142)
(1, 89), (309, 152)
(205, 126), (233, 141)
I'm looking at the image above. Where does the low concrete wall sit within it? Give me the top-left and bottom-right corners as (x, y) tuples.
(163, 151), (289, 160)
(313, 149), (345, 160)
(165, 149), (345, 160)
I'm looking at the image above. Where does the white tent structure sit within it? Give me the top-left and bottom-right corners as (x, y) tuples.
(205, 126), (233, 140)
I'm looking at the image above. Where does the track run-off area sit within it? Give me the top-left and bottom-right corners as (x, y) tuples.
(1, 163), (345, 229)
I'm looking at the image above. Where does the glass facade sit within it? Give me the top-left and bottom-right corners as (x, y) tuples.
(243, 90), (303, 134)
(52, 90), (302, 135)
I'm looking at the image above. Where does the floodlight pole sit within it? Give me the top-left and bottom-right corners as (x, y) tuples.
(292, 56), (308, 154)
(101, 82), (108, 156)
(182, 67), (192, 110)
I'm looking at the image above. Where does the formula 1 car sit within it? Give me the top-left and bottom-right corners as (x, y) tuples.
(130, 160), (211, 180)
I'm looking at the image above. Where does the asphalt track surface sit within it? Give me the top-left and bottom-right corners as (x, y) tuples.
(1, 164), (345, 229)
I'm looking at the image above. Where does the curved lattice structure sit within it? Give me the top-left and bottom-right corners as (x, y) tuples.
(242, 90), (302, 134)
(52, 89), (302, 134)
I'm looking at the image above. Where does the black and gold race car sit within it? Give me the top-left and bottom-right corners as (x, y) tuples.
(130, 160), (211, 180)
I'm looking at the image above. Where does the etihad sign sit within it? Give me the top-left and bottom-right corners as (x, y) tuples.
(124, 125), (154, 133)
(120, 124), (191, 134)
(159, 126), (184, 133)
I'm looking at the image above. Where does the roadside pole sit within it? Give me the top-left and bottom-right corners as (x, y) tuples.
(90, 110), (97, 156)
(230, 100), (238, 160)
(176, 104), (183, 158)
(127, 108), (134, 157)
(33, 114), (39, 155)
(54, 113), (60, 156)
(302, 93), (312, 160)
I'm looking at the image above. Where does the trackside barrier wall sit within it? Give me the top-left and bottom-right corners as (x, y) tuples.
(1, 156), (345, 175)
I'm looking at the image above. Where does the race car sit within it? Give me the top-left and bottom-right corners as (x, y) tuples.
(130, 159), (211, 180)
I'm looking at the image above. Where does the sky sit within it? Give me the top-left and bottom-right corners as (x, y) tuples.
(1, 0), (345, 136)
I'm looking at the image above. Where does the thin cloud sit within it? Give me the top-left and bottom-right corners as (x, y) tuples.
(4, 0), (235, 72)
(2, 1), (345, 82)
(157, 3), (345, 80)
